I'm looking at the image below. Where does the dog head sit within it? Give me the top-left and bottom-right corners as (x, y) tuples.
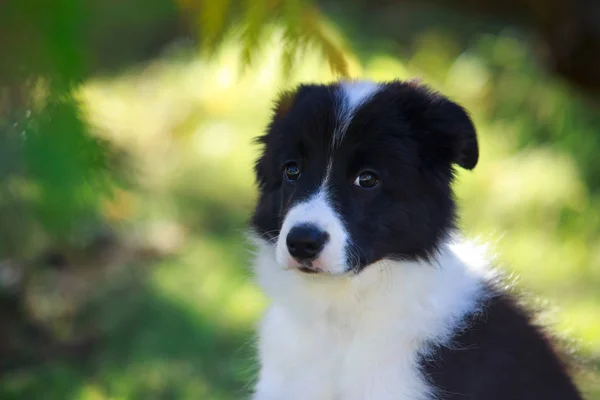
(251, 80), (478, 275)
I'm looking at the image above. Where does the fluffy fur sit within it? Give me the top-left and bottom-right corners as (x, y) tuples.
(249, 79), (582, 399)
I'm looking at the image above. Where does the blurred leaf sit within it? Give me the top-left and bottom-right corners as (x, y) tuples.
(240, 0), (270, 66)
(301, 6), (349, 77)
(201, 0), (232, 54)
(23, 95), (115, 237)
(179, 0), (350, 77)
(0, 0), (88, 89)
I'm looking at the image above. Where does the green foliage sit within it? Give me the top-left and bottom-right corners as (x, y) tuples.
(0, 0), (120, 257)
(0, 0), (88, 88)
(182, 0), (350, 76)
(0, 96), (121, 258)
(23, 98), (115, 237)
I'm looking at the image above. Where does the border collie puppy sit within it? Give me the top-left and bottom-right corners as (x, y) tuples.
(249, 79), (583, 400)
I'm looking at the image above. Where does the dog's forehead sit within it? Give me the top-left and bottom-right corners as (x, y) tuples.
(275, 80), (401, 158)
(333, 80), (383, 148)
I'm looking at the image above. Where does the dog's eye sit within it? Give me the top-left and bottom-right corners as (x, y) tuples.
(284, 162), (301, 181)
(354, 171), (379, 188)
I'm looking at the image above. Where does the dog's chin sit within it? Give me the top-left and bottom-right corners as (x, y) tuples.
(297, 265), (321, 274)
(286, 261), (353, 277)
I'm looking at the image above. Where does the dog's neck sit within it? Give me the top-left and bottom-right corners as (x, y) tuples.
(253, 237), (490, 342)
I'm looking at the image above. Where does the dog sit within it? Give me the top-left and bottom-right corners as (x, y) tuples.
(249, 79), (583, 399)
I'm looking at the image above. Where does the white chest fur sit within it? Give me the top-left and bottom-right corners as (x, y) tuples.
(251, 240), (488, 400)
(254, 304), (432, 400)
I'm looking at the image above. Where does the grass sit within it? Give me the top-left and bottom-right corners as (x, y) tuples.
(2, 26), (599, 399)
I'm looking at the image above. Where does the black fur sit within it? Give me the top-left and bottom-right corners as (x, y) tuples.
(420, 290), (582, 399)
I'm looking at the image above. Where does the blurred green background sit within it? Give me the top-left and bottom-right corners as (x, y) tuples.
(0, 0), (599, 399)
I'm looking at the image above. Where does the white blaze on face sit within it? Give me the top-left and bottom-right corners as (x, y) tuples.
(275, 81), (381, 275)
(332, 80), (381, 148)
(276, 189), (349, 274)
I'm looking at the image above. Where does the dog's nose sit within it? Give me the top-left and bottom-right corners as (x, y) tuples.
(286, 224), (329, 261)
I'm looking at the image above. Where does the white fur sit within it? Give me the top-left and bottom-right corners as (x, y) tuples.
(342, 80), (381, 112)
(251, 236), (490, 400)
(333, 80), (381, 148)
(276, 189), (349, 274)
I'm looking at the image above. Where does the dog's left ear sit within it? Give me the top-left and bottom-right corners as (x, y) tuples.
(402, 82), (479, 170)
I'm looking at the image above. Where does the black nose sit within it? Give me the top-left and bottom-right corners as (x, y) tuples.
(286, 224), (329, 261)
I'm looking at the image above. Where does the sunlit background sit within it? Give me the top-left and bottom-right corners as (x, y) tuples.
(1, 1), (599, 399)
